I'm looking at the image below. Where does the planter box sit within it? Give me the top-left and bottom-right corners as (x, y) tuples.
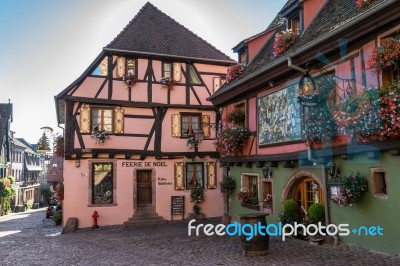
(241, 202), (259, 210)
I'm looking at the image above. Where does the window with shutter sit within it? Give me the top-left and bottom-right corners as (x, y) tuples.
(186, 162), (204, 189)
(206, 162), (216, 189)
(181, 113), (201, 138)
(92, 108), (113, 133)
(80, 106), (91, 133)
(174, 162), (185, 190)
(116, 57), (137, 79)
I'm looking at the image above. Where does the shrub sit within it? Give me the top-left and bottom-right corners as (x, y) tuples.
(52, 210), (62, 225)
(279, 199), (302, 226)
(308, 203), (325, 223)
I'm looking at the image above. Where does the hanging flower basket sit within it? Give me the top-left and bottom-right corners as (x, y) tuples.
(160, 77), (176, 89)
(273, 29), (299, 58)
(91, 129), (110, 145)
(225, 64), (244, 84)
(367, 37), (400, 73)
(329, 172), (367, 207)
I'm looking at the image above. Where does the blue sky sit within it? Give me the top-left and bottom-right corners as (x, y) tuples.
(0, 0), (286, 144)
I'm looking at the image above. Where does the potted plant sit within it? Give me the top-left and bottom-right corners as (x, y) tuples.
(263, 193), (273, 210)
(187, 136), (198, 149)
(279, 199), (303, 236)
(329, 172), (368, 207)
(91, 128), (110, 145)
(227, 109), (245, 124)
(307, 203), (325, 244)
(160, 76), (176, 89)
(190, 185), (205, 218)
(219, 175), (236, 223)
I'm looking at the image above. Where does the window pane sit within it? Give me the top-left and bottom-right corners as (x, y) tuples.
(182, 115), (189, 136)
(186, 163), (204, 189)
(189, 65), (201, 85)
(191, 116), (200, 130)
(92, 163), (113, 204)
(102, 109), (113, 132)
(163, 63), (172, 78)
(127, 59), (135, 76)
(92, 109), (102, 131)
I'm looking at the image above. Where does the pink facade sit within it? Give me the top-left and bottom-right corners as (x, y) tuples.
(303, 0), (327, 30)
(55, 3), (235, 228)
(248, 31), (275, 63)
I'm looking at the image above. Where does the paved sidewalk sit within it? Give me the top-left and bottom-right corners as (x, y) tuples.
(0, 209), (400, 265)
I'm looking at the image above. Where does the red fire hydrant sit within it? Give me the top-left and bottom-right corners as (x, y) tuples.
(92, 210), (99, 229)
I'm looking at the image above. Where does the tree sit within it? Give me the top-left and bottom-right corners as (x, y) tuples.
(37, 131), (51, 151)
(53, 133), (64, 157)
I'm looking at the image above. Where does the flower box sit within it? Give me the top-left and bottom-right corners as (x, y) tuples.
(273, 29), (299, 58)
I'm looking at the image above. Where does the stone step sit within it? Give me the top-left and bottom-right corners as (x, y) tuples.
(127, 216), (166, 222)
(123, 219), (168, 228)
(132, 212), (161, 218)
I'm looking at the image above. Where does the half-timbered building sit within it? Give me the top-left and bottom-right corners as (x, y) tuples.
(209, 0), (400, 255)
(55, 3), (235, 228)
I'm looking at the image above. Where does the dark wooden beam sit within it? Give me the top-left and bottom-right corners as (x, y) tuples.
(61, 96), (215, 110)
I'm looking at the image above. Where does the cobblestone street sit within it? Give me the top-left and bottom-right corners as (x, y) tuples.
(0, 209), (399, 265)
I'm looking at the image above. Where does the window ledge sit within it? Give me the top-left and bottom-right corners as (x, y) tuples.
(88, 203), (118, 207)
(240, 202), (260, 211)
(373, 193), (388, 200)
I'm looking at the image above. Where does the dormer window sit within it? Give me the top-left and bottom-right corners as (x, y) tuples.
(290, 14), (300, 33)
(280, 0), (303, 34)
(239, 49), (248, 66)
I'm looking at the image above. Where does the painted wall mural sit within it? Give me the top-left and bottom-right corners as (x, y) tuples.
(258, 83), (302, 145)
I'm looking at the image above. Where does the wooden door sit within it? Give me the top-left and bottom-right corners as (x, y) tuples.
(137, 170), (152, 204)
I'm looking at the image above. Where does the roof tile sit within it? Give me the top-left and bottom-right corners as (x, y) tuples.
(106, 2), (234, 62)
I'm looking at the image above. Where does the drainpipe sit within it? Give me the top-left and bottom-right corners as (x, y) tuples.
(288, 57), (307, 74)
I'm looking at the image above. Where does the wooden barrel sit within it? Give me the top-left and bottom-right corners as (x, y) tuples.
(238, 213), (269, 256)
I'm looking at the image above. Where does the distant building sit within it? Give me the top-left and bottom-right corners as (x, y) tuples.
(10, 136), (42, 210)
(0, 102), (12, 178)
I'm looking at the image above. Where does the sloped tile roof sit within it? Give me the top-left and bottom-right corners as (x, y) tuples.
(106, 2), (234, 63)
(211, 0), (391, 99)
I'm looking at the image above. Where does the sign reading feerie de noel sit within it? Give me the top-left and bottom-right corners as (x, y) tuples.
(121, 161), (168, 167)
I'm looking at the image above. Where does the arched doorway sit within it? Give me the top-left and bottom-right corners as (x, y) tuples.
(281, 171), (324, 215)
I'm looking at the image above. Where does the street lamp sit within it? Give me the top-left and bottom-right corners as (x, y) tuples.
(262, 165), (272, 179)
(326, 160), (340, 178)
